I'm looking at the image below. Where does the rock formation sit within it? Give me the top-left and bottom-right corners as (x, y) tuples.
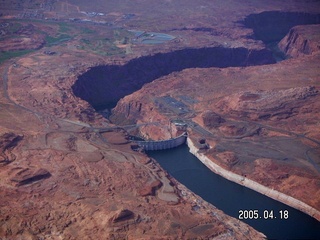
(216, 86), (319, 120)
(1, 0), (320, 239)
(110, 49), (320, 219)
(199, 110), (225, 128)
(278, 24), (320, 57)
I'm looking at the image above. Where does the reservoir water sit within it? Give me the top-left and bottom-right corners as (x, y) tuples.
(148, 144), (320, 240)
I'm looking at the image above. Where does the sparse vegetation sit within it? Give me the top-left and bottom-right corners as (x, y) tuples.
(0, 18), (133, 64)
(45, 33), (71, 46)
(3, 22), (22, 35)
(58, 22), (71, 33)
(80, 27), (96, 34)
(0, 49), (34, 64)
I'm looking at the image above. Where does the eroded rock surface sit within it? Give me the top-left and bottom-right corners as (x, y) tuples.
(1, 0), (320, 239)
(111, 53), (320, 216)
(216, 86), (318, 120)
(10, 168), (51, 186)
(0, 23), (266, 240)
(0, 132), (23, 165)
(279, 24), (320, 57)
(0, 23), (46, 52)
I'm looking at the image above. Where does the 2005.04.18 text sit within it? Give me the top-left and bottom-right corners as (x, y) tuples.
(238, 210), (289, 220)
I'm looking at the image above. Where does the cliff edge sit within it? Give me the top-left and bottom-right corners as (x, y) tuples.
(278, 24), (320, 58)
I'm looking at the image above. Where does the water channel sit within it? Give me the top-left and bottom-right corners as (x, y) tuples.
(148, 144), (320, 240)
(72, 11), (320, 239)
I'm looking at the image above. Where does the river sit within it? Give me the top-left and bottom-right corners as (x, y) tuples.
(148, 144), (320, 239)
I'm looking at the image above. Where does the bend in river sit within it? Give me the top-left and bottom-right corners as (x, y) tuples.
(71, 10), (320, 239)
(72, 11), (320, 112)
(72, 47), (275, 111)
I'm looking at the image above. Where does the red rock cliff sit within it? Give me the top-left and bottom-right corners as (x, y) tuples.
(278, 24), (320, 58)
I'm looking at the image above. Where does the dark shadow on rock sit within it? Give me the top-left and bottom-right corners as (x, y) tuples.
(242, 11), (320, 44)
(72, 47), (275, 111)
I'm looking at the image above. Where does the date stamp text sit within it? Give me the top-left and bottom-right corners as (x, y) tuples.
(238, 210), (289, 220)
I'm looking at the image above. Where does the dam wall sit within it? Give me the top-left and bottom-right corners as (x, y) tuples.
(133, 133), (187, 151)
(187, 137), (320, 221)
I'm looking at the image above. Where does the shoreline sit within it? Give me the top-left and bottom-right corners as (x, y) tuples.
(187, 137), (320, 222)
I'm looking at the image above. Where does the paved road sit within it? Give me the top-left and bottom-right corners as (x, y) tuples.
(2, 64), (43, 120)
(2, 62), (320, 173)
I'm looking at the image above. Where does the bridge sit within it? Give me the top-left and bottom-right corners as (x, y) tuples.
(132, 133), (187, 151)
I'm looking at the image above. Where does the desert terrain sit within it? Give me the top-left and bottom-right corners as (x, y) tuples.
(1, 0), (320, 239)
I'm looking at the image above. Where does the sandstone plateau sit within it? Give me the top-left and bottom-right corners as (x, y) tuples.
(1, 0), (320, 239)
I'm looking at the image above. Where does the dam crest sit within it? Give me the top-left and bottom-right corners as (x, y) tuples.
(131, 133), (187, 151)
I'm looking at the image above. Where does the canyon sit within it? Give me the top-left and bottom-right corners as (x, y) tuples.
(1, 0), (320, 239)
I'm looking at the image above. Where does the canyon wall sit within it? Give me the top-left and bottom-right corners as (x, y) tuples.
(243, 11), (320, 43)
(72, 47), (275, 111)
(278, 24), (320, 58)
(187, 138), (320, 221)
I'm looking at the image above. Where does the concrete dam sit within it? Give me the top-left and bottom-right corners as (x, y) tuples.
(132, 133), (187, 151)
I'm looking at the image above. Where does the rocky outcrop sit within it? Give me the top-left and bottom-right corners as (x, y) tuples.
(200, 110), (225, 128)
(138, 180), (162, 196)
(0, 35), (45, 52)
(10, 168), (51, 186)
(0, 24), (45, 52)
(278, 24), (320, 57)
(216, 86), (318, 120)
(110, 100), (144, 124)
(109, 209), (135, 223)
(0, 132), (23, 151)
(0, 132), (23, 166)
